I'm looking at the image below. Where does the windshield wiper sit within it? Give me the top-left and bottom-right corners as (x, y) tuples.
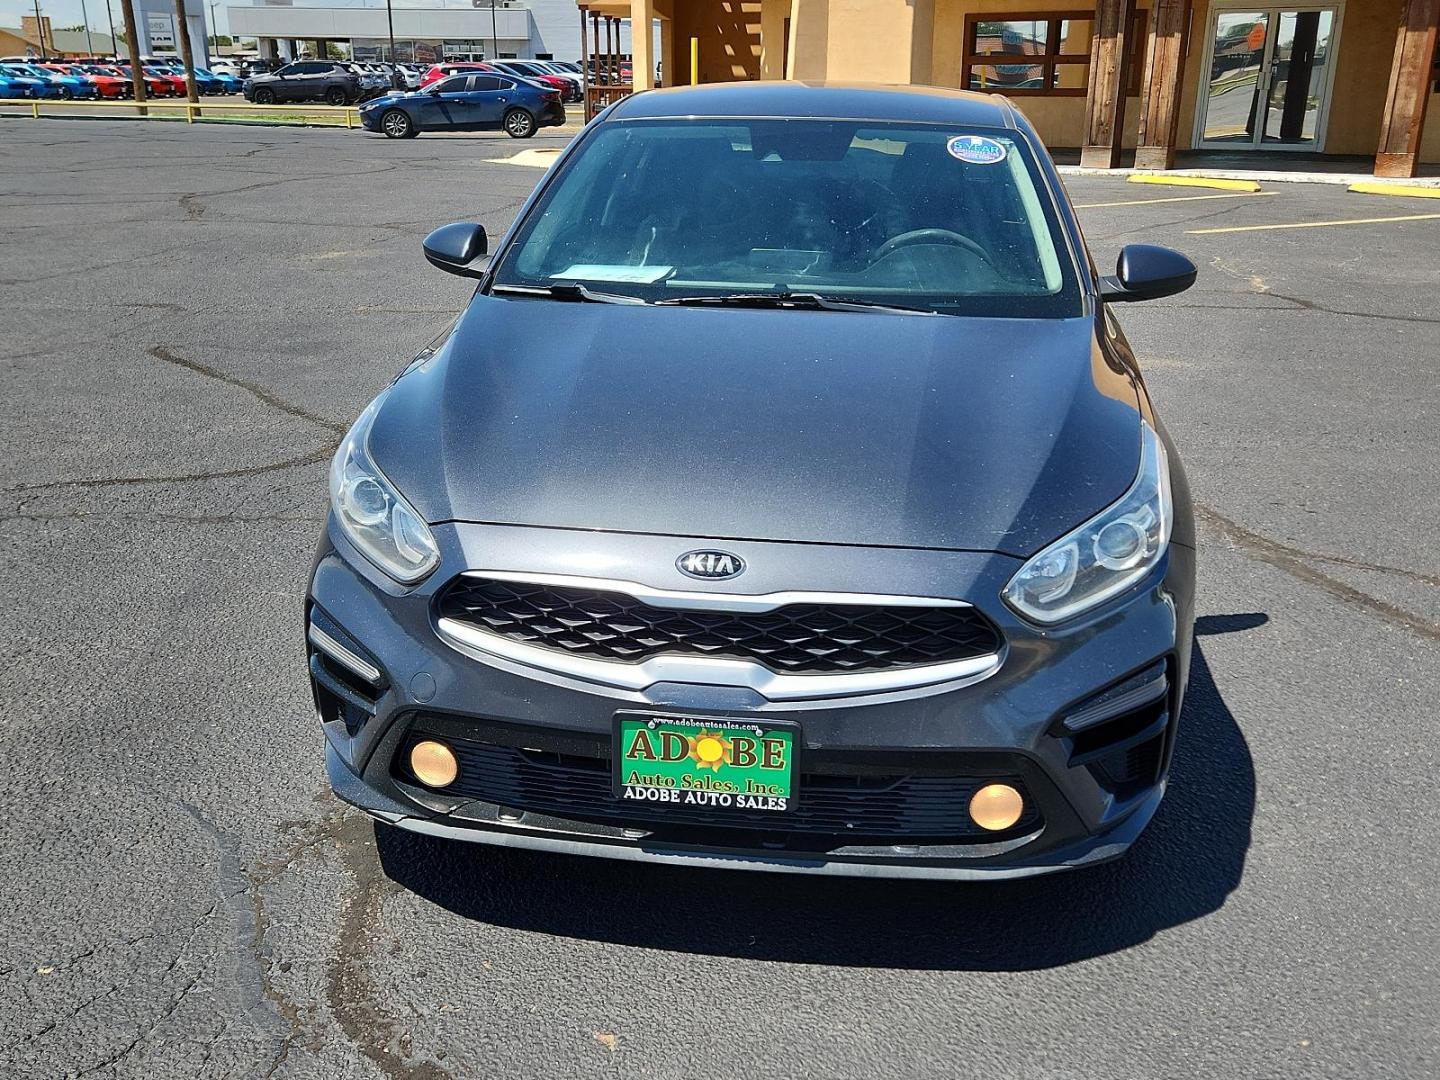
(491, 282), (649, 305)
(655, 291), (937, 315)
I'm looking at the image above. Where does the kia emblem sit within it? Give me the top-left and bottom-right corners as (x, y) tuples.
(676, 550), (746, 580)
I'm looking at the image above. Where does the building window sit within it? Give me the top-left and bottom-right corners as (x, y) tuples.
(962, 11), (1148, 97)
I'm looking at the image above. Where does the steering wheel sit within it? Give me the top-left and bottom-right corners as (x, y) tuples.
(874, 228), (991, 264)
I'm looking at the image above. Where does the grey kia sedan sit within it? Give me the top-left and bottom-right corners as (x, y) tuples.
(307, 82), (1198, 879)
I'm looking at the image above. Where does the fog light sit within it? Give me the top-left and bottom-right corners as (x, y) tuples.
(969, 783), (1024, 831)
(409, 740), (458, 788)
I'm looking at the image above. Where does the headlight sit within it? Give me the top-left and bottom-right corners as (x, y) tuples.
(329, 390), (440, 584)
(1002, 421), (1172, 624)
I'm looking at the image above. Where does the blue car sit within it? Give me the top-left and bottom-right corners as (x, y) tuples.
(14, 62), (98, 98)
(1, 65), (58, 98)
(193, 66), (241, 95)
(358, 72), (564, 139)
(0, 71), (33, 98)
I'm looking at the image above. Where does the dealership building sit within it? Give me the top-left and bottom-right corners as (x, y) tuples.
(225, 0), (624, 63)
(576, 0), (1439, 178)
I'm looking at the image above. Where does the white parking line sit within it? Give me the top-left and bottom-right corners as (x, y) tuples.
(1189, 212), (1440, 235)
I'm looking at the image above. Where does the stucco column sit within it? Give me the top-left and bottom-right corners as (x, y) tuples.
(630, 0), (656, 90)
(788, 0), (932, 83)
(759, 0), (787, 79)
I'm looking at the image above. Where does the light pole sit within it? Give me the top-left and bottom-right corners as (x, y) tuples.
(31, 0), (47, 58)
(209, 0), (217, 49)
(79, 0), (94, 54)
(385, 0), (394, 62)
(490, 0), (498, 61)
(104, 0), (117, 57)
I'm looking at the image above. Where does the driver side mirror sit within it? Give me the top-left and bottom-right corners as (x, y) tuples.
(1100, 244), (1197, 303)
(423, 222), (488, 278)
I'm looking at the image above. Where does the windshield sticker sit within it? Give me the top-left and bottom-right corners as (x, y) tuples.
(554, 264), (672, 284)
(947, 135), (1008, 165)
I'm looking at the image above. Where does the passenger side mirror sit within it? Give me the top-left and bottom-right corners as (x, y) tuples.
(423, 222), (489, 278)
(1100, 244), (1197, 303)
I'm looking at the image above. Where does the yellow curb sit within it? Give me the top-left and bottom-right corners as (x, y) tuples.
(489, 148), (564, 168)
(1348, 181), (1440, 199)
(1127, 174), (1262, 192)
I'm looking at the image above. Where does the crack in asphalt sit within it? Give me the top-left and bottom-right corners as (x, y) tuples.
(2, 345), (344, 500)
(328, 814), (456, 1080)
(147, 345), (347, 434)
(181, 802), (314, 1079)
(1197, 504), (1440, 642)
(168, 799), (454, 1078)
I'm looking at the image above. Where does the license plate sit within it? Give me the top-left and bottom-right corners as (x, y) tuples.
(613, 712), (796, 814)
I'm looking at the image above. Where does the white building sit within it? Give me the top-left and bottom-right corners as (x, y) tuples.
(225, 0), (625, 64)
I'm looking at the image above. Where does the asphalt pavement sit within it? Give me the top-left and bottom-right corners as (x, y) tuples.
(2, 119), (1438, 1080)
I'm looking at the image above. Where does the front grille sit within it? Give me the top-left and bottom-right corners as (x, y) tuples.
(397, 735), (1039, 842)
(435, 576), (1003, 675)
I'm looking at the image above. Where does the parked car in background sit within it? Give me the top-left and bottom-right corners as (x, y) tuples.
(244, 60), (361, 105)
(360, 72), (563, 138)
(143, 65), (188, 96)
(64, 63), (132, 97)
(1, 64), (60, 98)
(535, 61), (585, 100)
(0, 69), (34, 98)
(418, 62), (494, 89)
(397, 64), (423, 89)
(345, 63), (389, 97)
(12, 61), (99, 98)
(109, 64), (174, 97)
(488, 60), (579, 102)
(44, 62), (127, 98)
(193, 66), (242, 95)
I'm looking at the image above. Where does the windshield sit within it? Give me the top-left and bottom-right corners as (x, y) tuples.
(492, 119), (1081, 317)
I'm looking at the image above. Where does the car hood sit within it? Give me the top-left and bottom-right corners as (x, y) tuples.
(369, 295), (1142, 557)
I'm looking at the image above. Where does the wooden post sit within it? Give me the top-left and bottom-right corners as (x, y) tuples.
(1375, 0), (1440, 178)
(604, 15), (613, 86)
(120, 0), (148, 115)
(1135, 0), (1191, 170)
(175, 0), (201, 104)
(1081, 0), (1137, 169)
(579, 5), (590, 111)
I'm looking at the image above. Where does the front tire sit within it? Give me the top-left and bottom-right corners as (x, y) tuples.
(381, 108), (413, 139)
(253, 86), (275, 105)
(503, 108), (536, 139)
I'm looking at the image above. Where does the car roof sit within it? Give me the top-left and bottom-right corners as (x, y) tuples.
(607, 81), (1018, 129)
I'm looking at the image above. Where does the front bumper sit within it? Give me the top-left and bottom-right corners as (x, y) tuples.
(309, 521), (1195, 879)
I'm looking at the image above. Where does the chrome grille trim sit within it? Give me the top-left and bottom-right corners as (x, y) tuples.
(433, 572), (1002, 701)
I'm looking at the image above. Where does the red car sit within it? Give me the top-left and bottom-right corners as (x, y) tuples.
(418, 62), (495, 89)
(144, 65), (188, 96)
(49, 63), (128, 98)
(108, 65), (174, 97)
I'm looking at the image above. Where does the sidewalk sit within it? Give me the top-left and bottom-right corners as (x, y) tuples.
(1049, 148), (1440, 188)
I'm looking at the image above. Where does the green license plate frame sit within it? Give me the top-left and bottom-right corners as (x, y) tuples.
(612, 712), (798, 815)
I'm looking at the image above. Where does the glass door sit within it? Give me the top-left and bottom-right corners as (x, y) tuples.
(1197, 6), (1341, 151)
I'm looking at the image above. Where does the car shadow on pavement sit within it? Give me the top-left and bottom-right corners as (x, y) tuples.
(375, 614), (1261, 971)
